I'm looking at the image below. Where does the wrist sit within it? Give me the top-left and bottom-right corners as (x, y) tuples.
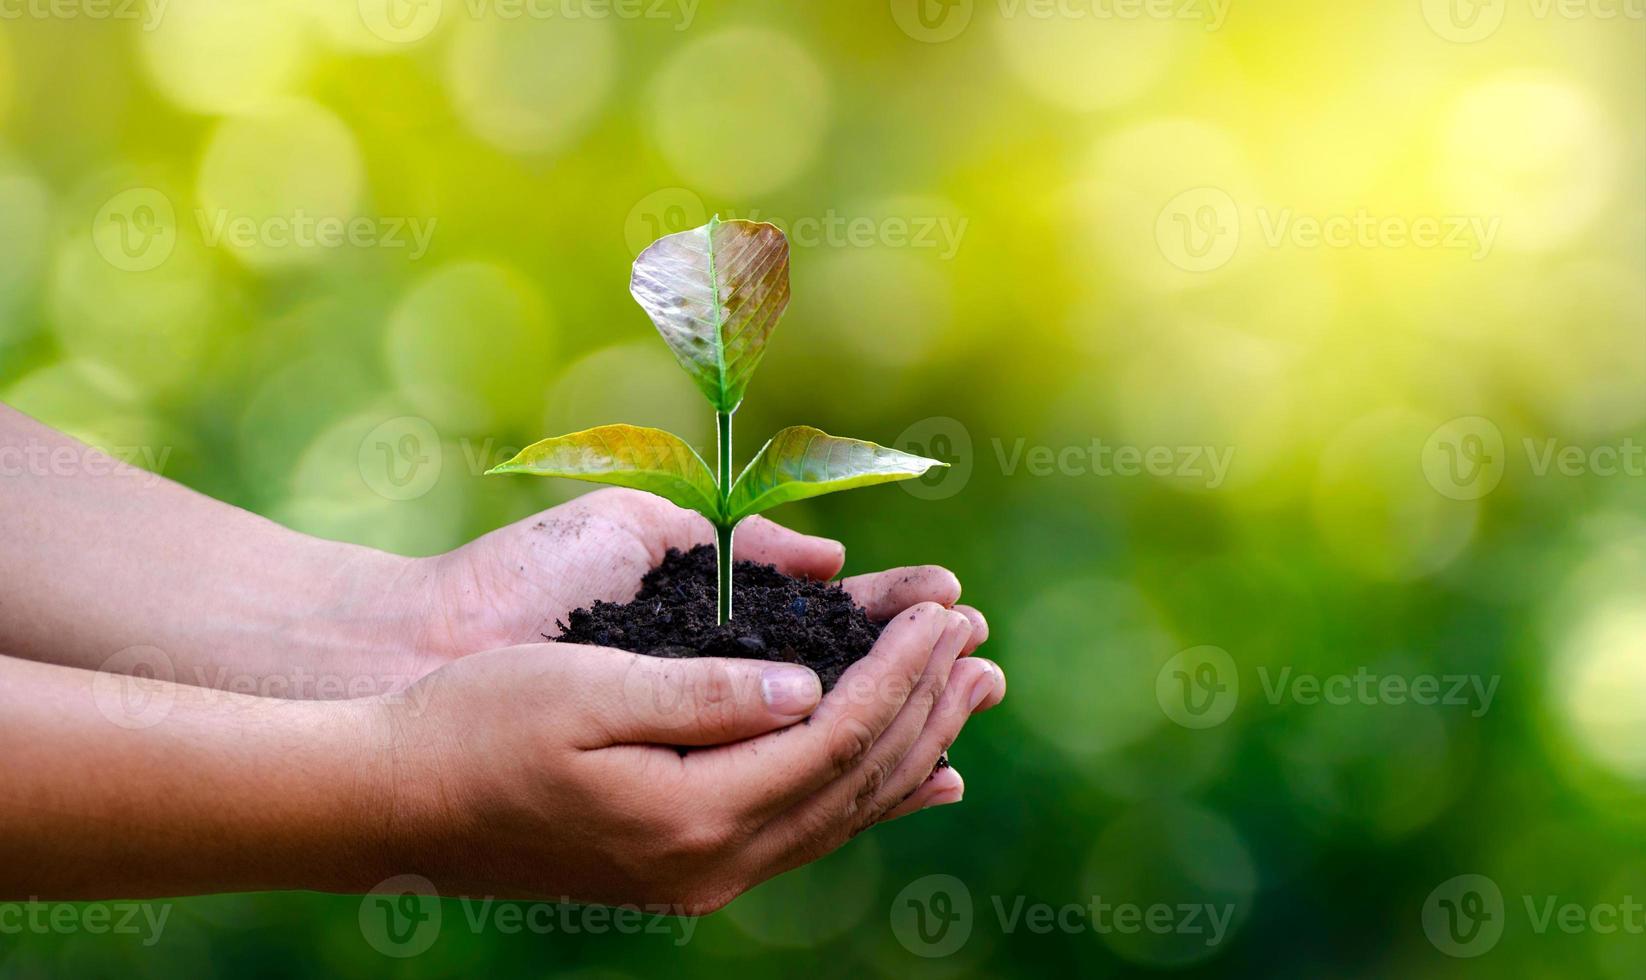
(292, 541), (449, 694)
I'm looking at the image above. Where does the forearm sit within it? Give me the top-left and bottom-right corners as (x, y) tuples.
(0, 653), (397, 900)
(0, 403), (437, 694)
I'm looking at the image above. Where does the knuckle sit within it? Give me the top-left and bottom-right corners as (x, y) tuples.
(856, 751), (899, 804)
(826, 717), (878, 776)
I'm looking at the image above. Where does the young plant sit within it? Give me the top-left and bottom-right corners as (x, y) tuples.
(487, 216), (945, 624)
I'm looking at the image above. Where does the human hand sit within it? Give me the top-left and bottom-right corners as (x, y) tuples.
(412, 487), (990, 669)
(376, 600), (1005, 911)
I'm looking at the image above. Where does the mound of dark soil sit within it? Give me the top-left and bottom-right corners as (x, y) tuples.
(554, 544), (883, 692)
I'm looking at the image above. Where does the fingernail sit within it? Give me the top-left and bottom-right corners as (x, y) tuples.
(968, 661), (999, 712)
(923, 769), (965, 808)
(761, 665), (821, 716)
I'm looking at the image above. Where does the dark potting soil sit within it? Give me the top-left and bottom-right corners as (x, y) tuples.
(554, 544), (883, 692)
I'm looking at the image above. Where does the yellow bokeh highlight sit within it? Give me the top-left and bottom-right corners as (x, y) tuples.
(139, 0), (312, 115)
(195, 100), (365, 269)
(386, 261), (554, 434)
(0, 165), (51, 338)
(993, 5), (1200, 113)
(1438, 74), (1618, 253)
(50, 189), (217, 395)
(543, 342), (712, 452)
(446, 12), (616, 155)
(1079, 118), (1256, 292)
(649, 28), (829, 196)
(1312, 409), (1477, 580)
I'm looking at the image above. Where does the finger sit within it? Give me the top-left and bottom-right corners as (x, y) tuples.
(952, 604), (989, 655)
(562, 647), (823, 748)
(604, 491), (841, 578)
(841, 566), (961, 621)
(866, 656), (1001, 817)
(879, 765), (965, 823)
(732, 516), (845, 580)
(968, 657), (1006, 713)
(685, 602), (952, 816)
(743, 611), (972, 868)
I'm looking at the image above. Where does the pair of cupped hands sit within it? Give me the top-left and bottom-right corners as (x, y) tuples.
(392, 488), (1004, 914)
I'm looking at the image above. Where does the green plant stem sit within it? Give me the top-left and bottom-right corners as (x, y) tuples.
(716, 409), (735, 624)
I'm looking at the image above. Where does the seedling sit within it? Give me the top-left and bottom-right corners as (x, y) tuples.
(488, 216), (944, 624)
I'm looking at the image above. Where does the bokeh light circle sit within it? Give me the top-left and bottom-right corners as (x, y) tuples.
(723, 837), (881, 947)
(139, 0), (311, 115)
(543, 342), (711, 451)
(1006, 578), (1174, 759)
(1081, 119), (1255, 292)
(649, 28), (829, 197)
(385, 261), (554, 433)
(50, 188), (217, 395)
(1312, 409), (1478, 580)
(993, 6), (1189, 112)
(1438, 75), (1617, 253)
(1082, 802), (1256, 968)
(0, 166), (51, 339)
(446, 11), (616, 155)
(196, 100), (365, 269)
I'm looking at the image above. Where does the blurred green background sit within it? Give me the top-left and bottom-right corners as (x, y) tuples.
(2, 0), (1644, 976)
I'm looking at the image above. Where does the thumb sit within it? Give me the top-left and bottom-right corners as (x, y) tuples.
(583, 650), (823, 747)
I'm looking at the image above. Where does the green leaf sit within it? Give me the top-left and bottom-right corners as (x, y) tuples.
(486, 424), (722, 522)
(726, 426), (947, 521)
(629, 215), (790, 412)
